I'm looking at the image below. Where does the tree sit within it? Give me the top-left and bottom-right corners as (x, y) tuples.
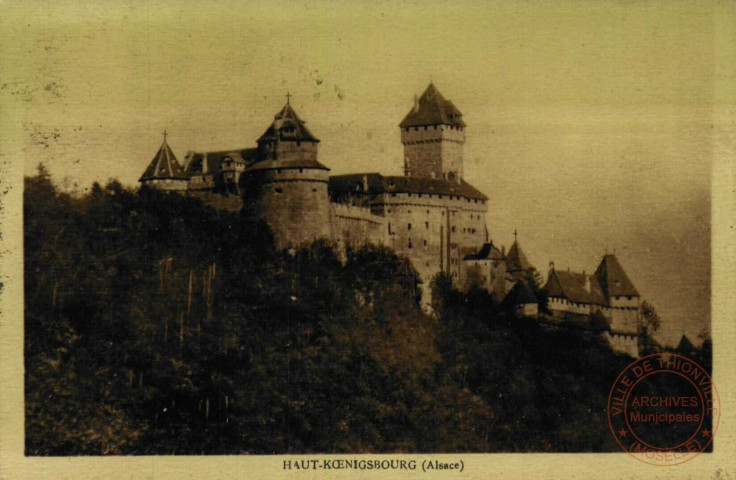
(639, 300), (661, 333)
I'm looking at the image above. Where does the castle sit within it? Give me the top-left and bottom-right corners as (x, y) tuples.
(140, 84), (643, 356)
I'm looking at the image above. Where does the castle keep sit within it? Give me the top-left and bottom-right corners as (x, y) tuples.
(140, 84), (645, 356)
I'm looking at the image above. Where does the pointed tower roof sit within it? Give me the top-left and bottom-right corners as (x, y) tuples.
(139, 133), (188, 182)
(400, 83), (466, 128)
(595, 254), (639, 299)
(506, 238), (533, 273)
(257, 101), (319, 144)
(676, 334), (694, 353)
(503, 280), (538, 306)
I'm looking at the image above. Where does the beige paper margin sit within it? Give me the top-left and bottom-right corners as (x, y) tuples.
(1, 2), (735, 479)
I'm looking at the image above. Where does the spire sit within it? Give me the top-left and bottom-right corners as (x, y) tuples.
(139, 132), (188, 182)
(286, 92), (292, 105)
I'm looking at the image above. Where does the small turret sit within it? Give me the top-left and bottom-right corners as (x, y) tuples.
(139, 131), (188, 191)
(243, 96), (332, 248)
(256, 94), (320, 163)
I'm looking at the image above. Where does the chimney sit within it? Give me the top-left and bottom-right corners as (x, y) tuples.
(501, 245), (505, 255)
(202, 154), (209, 174)
(584, 274), (591, 293)
(362, 175), (368, 192)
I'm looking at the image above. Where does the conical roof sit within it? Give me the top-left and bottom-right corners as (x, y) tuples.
(257, 102), (319, 144)
(139, 137), (188, 182)
(400, 83), (466, 128)
(595, 254), (639, 299)
(506, 239), (533, 273)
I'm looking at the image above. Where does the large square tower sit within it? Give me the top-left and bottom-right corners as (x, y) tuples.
(400, 84), (466, 183)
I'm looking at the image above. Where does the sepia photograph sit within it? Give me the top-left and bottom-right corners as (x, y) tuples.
(1, 0), (735, 478)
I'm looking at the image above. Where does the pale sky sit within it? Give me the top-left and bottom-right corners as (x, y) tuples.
(2, 0), (731, 346)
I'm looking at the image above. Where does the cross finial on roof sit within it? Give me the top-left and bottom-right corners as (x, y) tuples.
(286, 92), (292, 105)
(163, 130), (167, 142)
(514, 229), (518, 241)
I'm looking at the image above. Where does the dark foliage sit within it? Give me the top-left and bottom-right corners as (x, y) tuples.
(24, 168), (709, 454)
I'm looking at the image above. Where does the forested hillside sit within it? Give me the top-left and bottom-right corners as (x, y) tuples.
(24, 165), (699, 455)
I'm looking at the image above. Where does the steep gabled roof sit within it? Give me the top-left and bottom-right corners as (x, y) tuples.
(400, 83), (466, 128)
(257, 103), (319, 144)
(545, 269), (607, 306)
(464, 242), (505, 261)
(595, 254), (640, 299)
(139, 138), (188, 182)
(506, 240), (533, 273)
(328, 174), (488, 201)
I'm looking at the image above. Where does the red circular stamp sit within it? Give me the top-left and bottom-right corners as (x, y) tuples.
(607, 353), (720, 466)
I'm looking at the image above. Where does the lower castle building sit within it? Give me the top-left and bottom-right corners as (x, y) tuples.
(543, 255), (642, 357)
(140, 83), (646, 356)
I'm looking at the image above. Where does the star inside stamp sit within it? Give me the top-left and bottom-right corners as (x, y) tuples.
(607, 353), (720, 466)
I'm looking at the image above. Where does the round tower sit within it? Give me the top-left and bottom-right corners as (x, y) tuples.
(242, 98), (332, 249)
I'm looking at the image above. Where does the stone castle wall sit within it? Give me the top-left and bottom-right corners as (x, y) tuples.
(603, 331), (640, 358)
(439, 129), (465, 180)
(244, 168), (332, 249)
(375, 192), (487, 295)
(401, 126), (465, 180)
(609, 295), (640, 334)
(331, 202), (387, 251)
(464, 258), (507, 294)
